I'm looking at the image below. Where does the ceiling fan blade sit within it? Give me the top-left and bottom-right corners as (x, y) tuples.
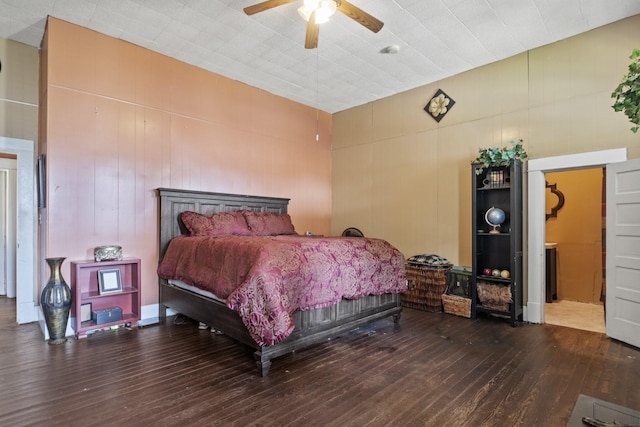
(337, 0), (384, 33)
(243, 0), (296, 15)
(305, 11), (319, 49)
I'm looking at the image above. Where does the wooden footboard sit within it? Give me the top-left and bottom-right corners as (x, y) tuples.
(159, 278), (402, 376)
(157, 188), (403, 376)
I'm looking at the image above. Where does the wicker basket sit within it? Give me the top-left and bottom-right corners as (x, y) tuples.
(442, 294), (472, 318)
(401, 263), (452, 312)
(477, 281), (512, 311)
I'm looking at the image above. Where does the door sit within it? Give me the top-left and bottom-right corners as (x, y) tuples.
(606, 158), (640, 348)
(0, 158), (17, 298)
(0, 169), (6, 295)
(0, 138), (37, 324)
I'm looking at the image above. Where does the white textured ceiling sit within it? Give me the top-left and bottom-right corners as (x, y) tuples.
(2, 0), (640, 113)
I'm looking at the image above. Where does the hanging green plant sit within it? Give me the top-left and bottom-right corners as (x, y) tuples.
(473, 139), (528, 175)
(611, 48), (640, 134)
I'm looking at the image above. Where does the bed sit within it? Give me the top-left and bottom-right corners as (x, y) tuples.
(156, 188), (406, 376)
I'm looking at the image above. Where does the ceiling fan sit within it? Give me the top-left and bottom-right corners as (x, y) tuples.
(243, 0), (384, 49)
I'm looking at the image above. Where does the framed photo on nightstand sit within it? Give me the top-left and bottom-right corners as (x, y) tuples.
(98, 269), (122, 294)
(80, 302), (92, 322)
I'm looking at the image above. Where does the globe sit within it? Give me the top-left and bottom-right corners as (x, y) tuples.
(485, 207), (506, 234)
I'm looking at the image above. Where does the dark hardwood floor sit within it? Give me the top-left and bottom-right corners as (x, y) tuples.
(0, 296), (638, 427)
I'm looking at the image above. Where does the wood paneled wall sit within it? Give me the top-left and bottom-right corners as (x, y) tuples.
(0, 38), (39, 141)
(42, 18), (332, 306)
(332, 15), (640, 265)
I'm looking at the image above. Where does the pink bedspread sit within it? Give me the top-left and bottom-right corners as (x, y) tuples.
(157, 235), (407, 346)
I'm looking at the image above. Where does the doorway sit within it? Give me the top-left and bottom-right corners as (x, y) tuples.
(0, 157), (17, 298)
(543, 168), (606, 333)
(526, 148), (627, 325)
(0, 137), (37, 324)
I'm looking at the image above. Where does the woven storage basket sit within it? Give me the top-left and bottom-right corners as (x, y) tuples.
(477, 281), (512, 311)
(401, 262), (452, 312)
(442, 294), (472, 318)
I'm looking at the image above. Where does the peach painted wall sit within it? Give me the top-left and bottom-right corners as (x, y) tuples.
(42, 18), (332, 307)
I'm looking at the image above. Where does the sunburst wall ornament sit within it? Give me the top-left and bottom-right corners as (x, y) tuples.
(425, 89), (455, 122)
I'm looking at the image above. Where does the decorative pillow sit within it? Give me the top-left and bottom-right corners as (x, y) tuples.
(243, 211), (297, 236)
(407, 254), (451, 266)
(180, 211), (252, 237)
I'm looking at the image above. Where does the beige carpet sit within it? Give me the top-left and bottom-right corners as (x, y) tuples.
(545, 300), (605, 333)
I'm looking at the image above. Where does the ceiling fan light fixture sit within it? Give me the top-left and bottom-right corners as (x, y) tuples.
(317, 0), (337, 22)
(246, 0), (383, 49)
(298, 0), (336, 24)
(297, 1), (316, 22)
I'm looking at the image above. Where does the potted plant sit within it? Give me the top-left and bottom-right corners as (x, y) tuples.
(473, 139), (528, 175)
(611, 48), (640, 134)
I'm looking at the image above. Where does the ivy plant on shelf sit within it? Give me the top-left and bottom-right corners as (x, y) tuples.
(611, 48), (640, 134)
(473, 139), (528, 175)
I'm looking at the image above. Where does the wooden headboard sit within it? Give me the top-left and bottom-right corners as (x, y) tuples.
(157, 188), (290, 260)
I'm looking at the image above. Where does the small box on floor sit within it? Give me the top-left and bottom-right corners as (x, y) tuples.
(92, 306), (123, 324)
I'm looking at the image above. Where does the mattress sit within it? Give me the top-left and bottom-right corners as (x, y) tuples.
(168, 279), (226, 303)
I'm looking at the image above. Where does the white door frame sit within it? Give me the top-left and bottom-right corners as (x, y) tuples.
(526, 148), (627, 324)
(0, 137), (37, 324)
